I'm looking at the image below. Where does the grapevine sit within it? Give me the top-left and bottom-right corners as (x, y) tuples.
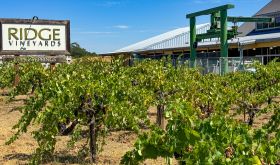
(1, 58), (279, 164)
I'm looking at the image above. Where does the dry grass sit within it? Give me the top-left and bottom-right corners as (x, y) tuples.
(0, 95), (169, 165)
(1, 93), (275, 165)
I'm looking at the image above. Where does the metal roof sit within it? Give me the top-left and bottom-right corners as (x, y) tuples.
(238, 0), (280, 36)
(111, 23), (280, 54)
(114, 23), (210, 53)
(255, 0), (280, 16)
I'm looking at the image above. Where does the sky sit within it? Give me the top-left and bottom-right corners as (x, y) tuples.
(0, 0), (271, 53)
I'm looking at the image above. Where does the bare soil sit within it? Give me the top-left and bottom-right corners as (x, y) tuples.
(0, 95), (169, 165)
(0, 94), (275, 165)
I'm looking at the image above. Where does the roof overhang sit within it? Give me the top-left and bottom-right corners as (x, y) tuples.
(100, 32), (280, 56)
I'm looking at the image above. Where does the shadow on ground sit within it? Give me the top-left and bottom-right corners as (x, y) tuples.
(4, 153), (31, 161)
(3, 152), (92, 164)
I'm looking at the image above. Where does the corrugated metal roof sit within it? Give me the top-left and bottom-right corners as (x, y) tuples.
(112, 23), (280, 54)
(115, 23), (210, 53)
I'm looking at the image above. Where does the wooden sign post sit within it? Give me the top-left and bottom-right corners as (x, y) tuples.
(50, 54), (56, 72)
(13, 54), (20, 87)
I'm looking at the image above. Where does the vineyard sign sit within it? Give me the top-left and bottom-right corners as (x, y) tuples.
(0, 18), (70, 55)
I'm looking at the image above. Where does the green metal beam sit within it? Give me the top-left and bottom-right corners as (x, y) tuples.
(186, 4), (234, 18)
(196, 30), (238, 41)
(190, 17), (197, 68)
(216, 16), (273, 23)
(186, 3), (272, 74)
(220, 9), (228, 75)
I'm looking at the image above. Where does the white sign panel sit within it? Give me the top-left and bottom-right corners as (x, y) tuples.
(2, 24), (66, 51)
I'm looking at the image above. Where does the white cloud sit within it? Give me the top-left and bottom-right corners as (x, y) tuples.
(194, 0), (222, 4)
(75, 31), (116, 35)
(114, 25), (130, 29)
(100, 1), (121, 7)
(95, 1), (128, 7)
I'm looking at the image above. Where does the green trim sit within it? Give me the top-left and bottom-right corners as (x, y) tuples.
(217, 17), (273, 23)
(190, 17), (196, 67)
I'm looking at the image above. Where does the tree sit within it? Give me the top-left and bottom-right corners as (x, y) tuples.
(70, 42), (97, 57)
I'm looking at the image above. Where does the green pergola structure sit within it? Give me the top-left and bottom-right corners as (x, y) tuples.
(186, 4), (273, 75)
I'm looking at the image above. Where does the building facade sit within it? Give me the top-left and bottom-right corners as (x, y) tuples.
(103, 0), (280, 66)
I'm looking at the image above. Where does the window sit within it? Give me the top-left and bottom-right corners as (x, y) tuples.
(256, 16), (280, 30)
(263, 23), (269, 29)
(257, 23), (263, 29)
(269, 22), (275, 28)
(275, 17), (280, 27)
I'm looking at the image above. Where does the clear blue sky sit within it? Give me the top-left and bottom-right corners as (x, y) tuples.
(0, 0), (270, 53)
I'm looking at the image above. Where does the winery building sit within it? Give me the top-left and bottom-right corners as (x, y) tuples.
(102, 0), (280, 66)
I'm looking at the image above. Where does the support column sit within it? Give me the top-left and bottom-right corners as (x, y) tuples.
(220, 9), (228, 75)
(239, 45), (244, 70)
(190, 17), (197, 68)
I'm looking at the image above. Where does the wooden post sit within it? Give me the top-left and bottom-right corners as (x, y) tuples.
(13, 55), (20, 87)
(50, 54), (56, 71)
(50, 63), (56, 71)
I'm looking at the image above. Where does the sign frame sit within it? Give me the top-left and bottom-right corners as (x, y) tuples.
(0, 18), (70, 55)
(1, 55), (68, 63)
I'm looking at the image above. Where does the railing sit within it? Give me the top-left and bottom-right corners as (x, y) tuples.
(193, 57), (262, 75)
(129, 56), (264, 75)
(256, 54), (280, 65)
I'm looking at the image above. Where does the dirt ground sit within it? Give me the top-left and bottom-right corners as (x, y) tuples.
(0, 95), (169, 165)
(0, 93), (275, 165)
